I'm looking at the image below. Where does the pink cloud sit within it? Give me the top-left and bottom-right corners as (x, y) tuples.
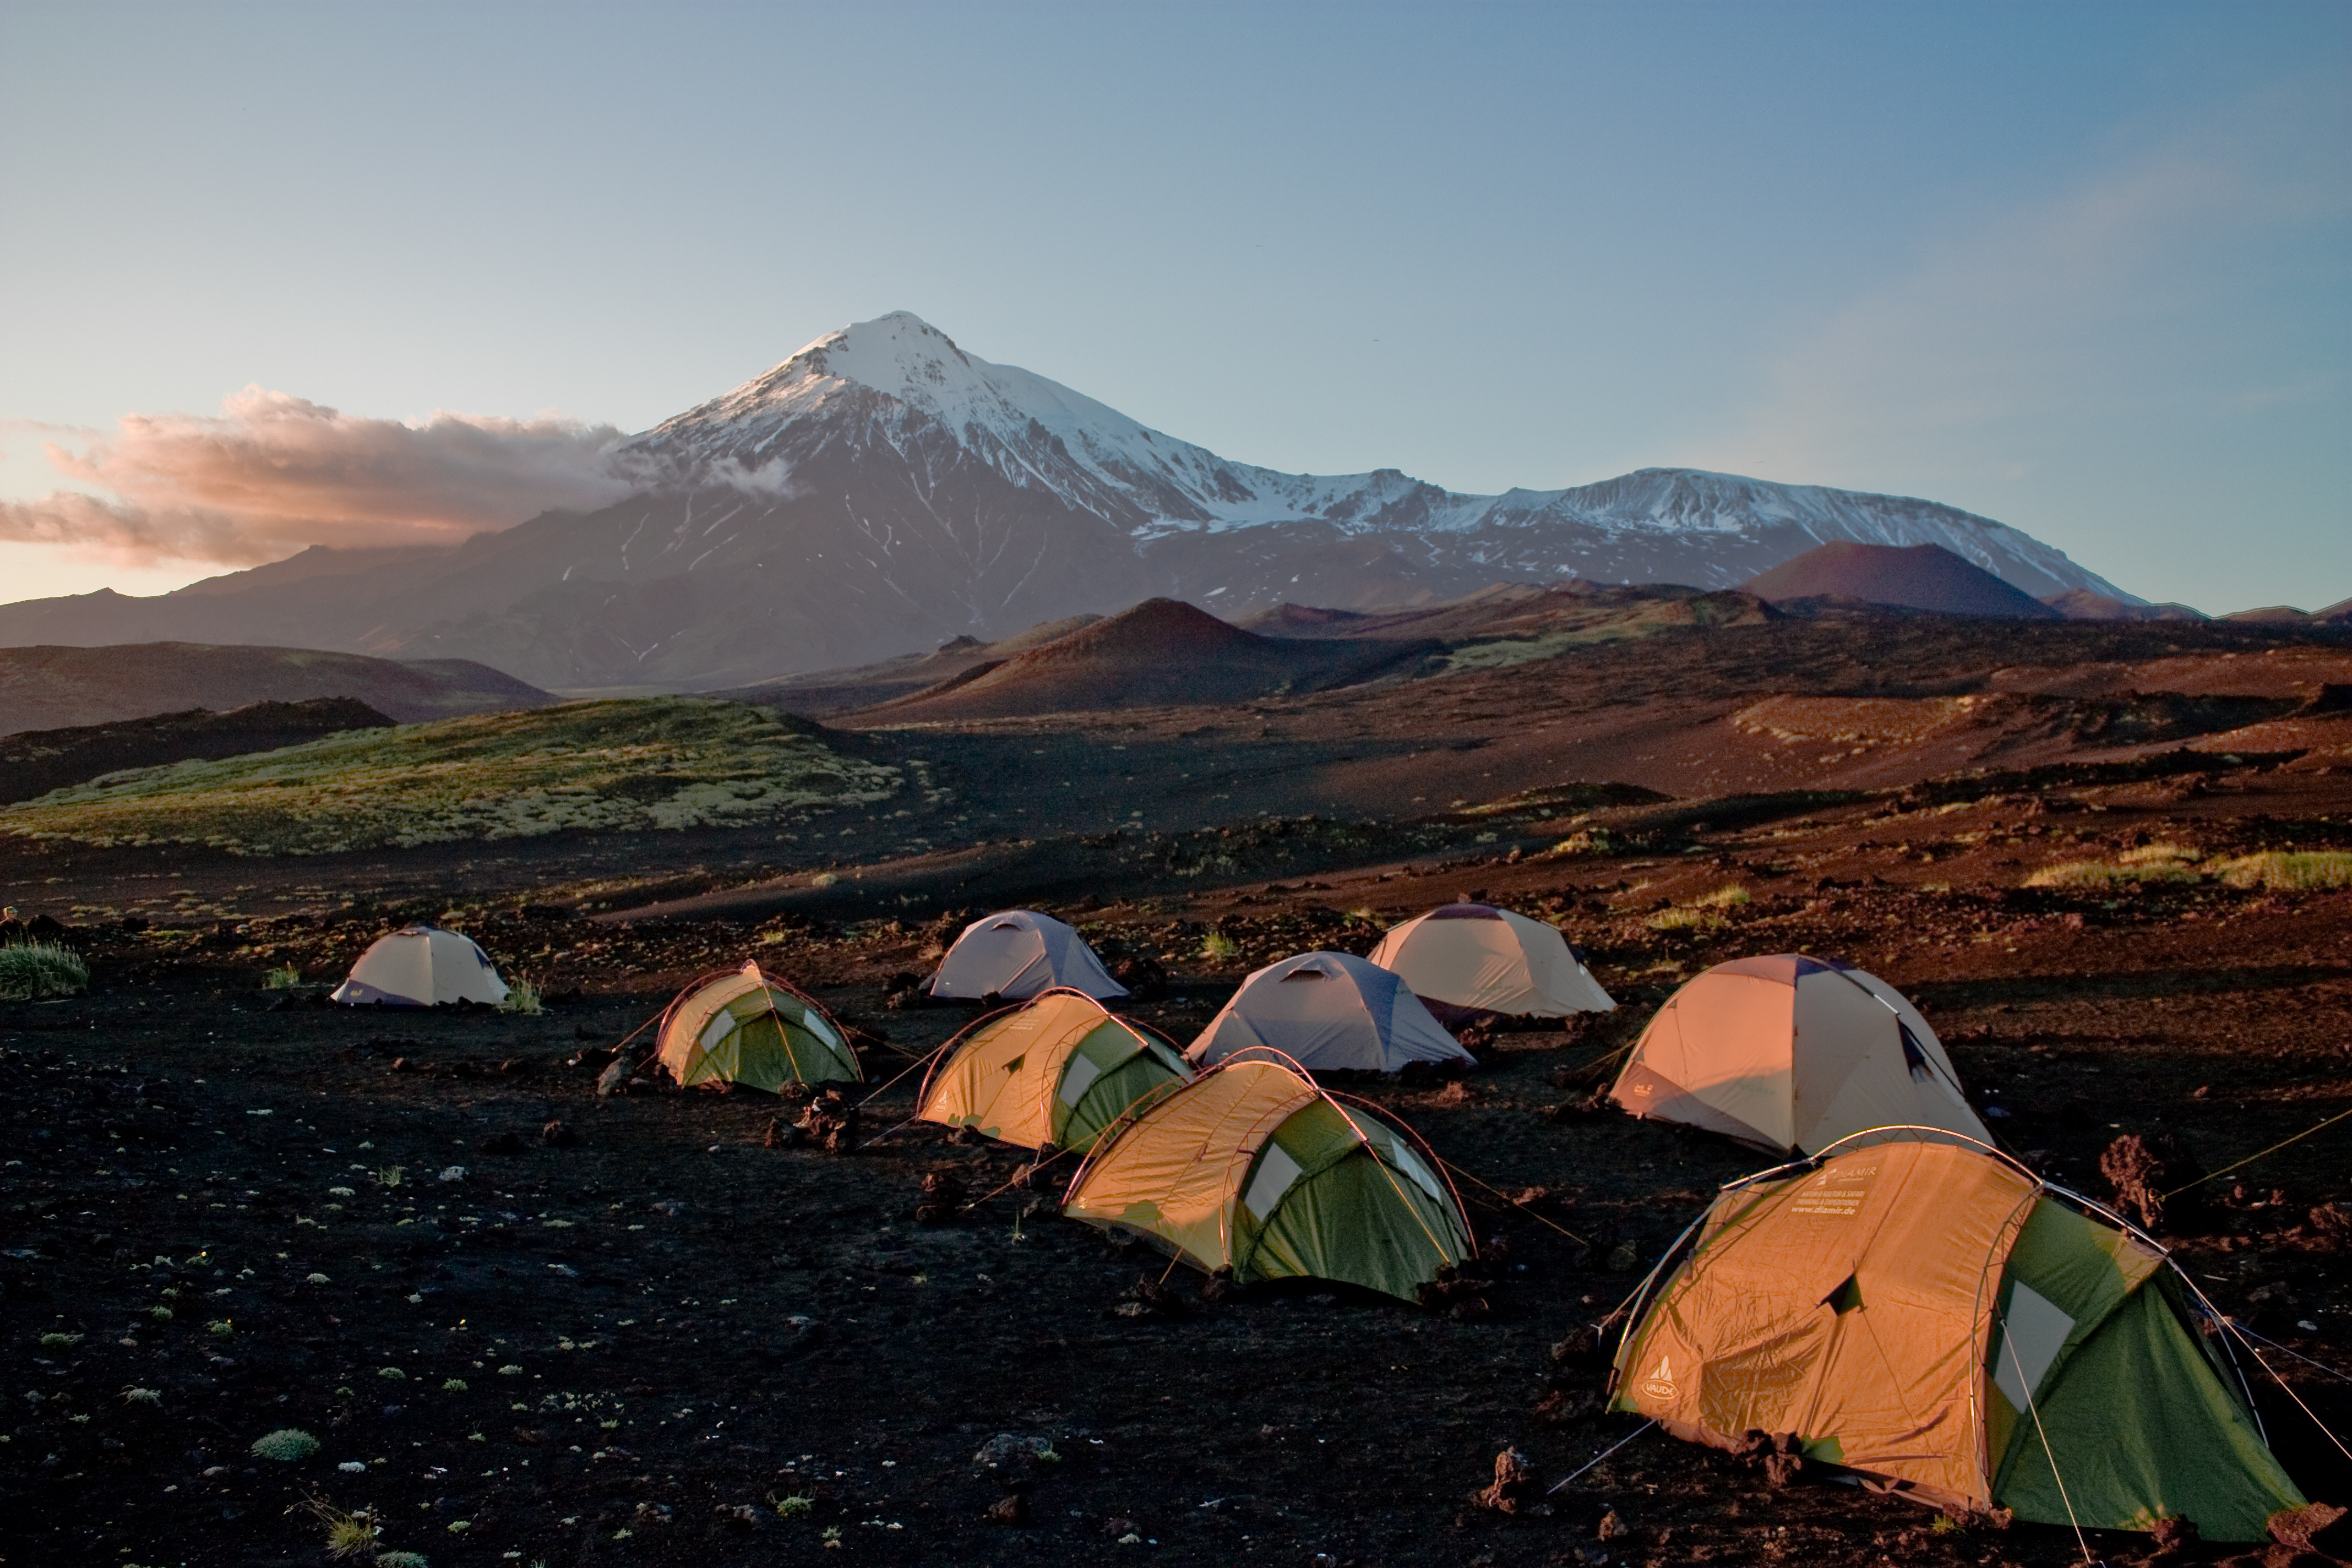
(1, 388), (634, 566)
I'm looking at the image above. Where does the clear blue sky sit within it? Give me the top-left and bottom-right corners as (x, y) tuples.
(2, 0), (2345, 611)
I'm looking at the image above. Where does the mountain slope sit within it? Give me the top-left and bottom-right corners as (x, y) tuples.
(0, 313), (2137, 688)
(0, 643), (550, 736)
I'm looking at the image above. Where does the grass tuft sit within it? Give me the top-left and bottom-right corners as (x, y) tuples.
(2023, 859), (2195, 889)
(1646, 906), (1724, 933)
(1199, 931), (1240, 961)
(497, 978), (543, 1016)
(0, 941), (88, 1000)
(2212, 851), (2352, 891)
(1690, 884), (1751, 908)
(250, 1428), (320, 1462)
(262, 963), (302, 990)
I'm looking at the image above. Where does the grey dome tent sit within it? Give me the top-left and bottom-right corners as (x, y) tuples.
(927, 910), (1127, 1001)
(1367, 902), (1614, 1020)
(1185, 951), (1473, 1072)
(331, 925), (508, 1008)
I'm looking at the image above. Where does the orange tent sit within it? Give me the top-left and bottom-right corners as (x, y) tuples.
(1611, 1129), (2305, 1540)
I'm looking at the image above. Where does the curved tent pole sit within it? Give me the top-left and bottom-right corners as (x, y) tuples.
(907, 995), (1034, 1114)
(1240, 1049), (1462, 1272)
(1323, 1087), (1480, 1256)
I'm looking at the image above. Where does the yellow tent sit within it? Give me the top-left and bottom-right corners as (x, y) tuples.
(1061, 1052), (1473, 1302)
(656, 961), (861, 1091)
(1611, 1129), (2305, 1540)
(915, 987), (1191, 1154)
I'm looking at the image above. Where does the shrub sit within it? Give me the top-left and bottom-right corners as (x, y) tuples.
(2212, 851), (2352, 891)
(263, 963), (302, 990)
(376, 1554), (431, 1568)
(38, 1332), (81, 1348)
(0, 941), (88, 1001)
(250, 1427), (320, 1461)
(497, 978), (543, 1016)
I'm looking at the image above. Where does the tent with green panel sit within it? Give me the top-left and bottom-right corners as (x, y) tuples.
(916, 987), (1191, 1154)
(1609, 1128), (2306, 1542)
(657, 961), (862, 1092)
(1061, 1050), (1474, 1303)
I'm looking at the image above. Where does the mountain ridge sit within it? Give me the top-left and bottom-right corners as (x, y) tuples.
(0, 312), (2141, 688)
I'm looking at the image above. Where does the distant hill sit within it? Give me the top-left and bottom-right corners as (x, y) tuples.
(0, 643), (551, 737)
(2223, 598), (2352, 626)
(726, 614), (1102, 716)
(1744, 542), (2061, 620)
(0, 698), (394, 803)
(864, 598), (1431, 720)
(2041, 589), (2207, 622)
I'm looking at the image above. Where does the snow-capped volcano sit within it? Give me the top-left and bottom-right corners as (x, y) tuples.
(0, 312), (2135, 688)
(632, 311), (2126, 592)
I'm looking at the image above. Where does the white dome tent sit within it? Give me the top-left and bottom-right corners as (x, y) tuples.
(1367, 902), (1614, 1020)
(331, 925), (510, 1008)
(925, 910), (1127, 1002)
(1185, 951), (1473, 1074)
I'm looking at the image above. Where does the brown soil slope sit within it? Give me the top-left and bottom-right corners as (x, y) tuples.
(1747, 541), (2061, 619)
(868, 597), (1433, 719)
(0, 642), (551, 734)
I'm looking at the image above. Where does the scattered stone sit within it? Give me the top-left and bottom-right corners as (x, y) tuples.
(913, 1170), (967, 1224)
(2100, 1131), (2206, 1231)
(984, 1493), (1030, 1526)
(1471, 1446), (1545, 1515)
(972, 1432), (1057, 1487)
(2268, 1501), (2350, 1558)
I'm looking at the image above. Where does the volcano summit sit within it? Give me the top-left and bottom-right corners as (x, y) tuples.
(0, 313), (2135, 689)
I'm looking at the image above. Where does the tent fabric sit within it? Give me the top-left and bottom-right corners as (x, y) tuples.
(1366, 903), (1615, 1017)
(1609, 1132), (2305, 1541)
(1608, 954), (1986, 1155)
(927, 910), (1128, 1001)
(1061, 1054), (1474, 1302)
(331, 925), (508, 1007)
(1185, 951), (1473, 1072)
(657, 962), (861, 1091)
(916, 987), (1191, 1153)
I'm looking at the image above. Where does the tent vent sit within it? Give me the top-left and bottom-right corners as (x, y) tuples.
(1823, 1273), (1864, 1315)
(1243, 1142), (1305, 1219)
(1992, 1281), (2076, 1411)
(1898, 1022), (1932, 1081)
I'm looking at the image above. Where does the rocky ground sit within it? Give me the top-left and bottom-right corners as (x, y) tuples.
(3, 611), (2350, 1566)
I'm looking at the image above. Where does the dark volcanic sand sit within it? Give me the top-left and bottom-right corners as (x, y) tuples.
(3, 612), (2350, 1566)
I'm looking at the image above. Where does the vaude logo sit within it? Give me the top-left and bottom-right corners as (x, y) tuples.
(1639, 1353), (1676, 1401)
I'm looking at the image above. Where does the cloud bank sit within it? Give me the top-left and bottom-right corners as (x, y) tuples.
(0, 388), (638, 567)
